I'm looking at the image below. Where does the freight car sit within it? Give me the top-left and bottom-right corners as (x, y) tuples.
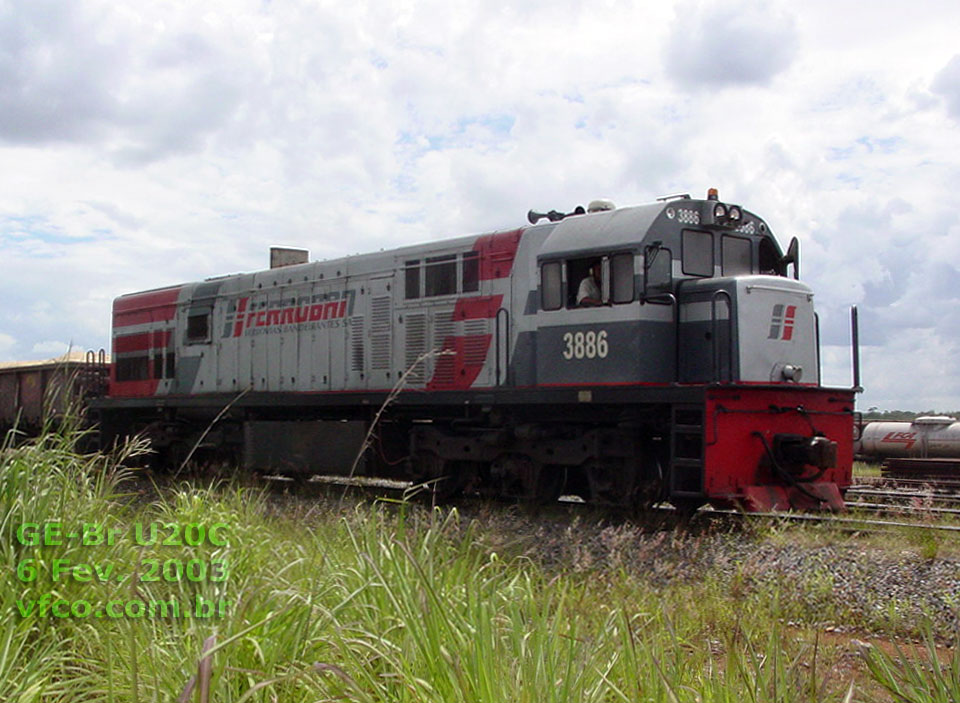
(92, 190), (858, 512)
(0, 351), (108, 438)
(855, 417), (960, 481)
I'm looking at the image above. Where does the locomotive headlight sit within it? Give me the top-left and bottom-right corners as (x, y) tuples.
(728, 206), (742, 222)
(713, 203), (727, 220)
(781, 365), (803, 382)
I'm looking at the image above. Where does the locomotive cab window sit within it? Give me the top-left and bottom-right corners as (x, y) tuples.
(186, 311), (211, 343)
(568, 257), (603, 308)
(541, 261), (563, 310)
(758, 238), (779, 275)
(682, 229), (713, 277)
(610, 253), (634, 304)
(643, 245), (673, 299)
(721, 235), (752, 276)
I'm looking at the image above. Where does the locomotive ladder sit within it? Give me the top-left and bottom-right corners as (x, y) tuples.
(669, 404), (705, 498)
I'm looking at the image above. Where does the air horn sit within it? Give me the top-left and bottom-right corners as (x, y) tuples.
(527, 205), (586, 224)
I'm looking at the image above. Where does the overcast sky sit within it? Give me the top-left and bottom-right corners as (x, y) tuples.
(2, 0), (959, 411)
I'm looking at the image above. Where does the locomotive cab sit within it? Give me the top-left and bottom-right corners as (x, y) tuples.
(527, 192), (853, 511)
(531, 195), (808, 387)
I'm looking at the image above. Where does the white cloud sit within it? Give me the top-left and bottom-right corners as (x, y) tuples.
(0, 0), (255, 162)
(663, 0), (799, 89)
(932, 54), (960, 120)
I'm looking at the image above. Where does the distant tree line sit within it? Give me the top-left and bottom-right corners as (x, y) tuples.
(861, 408), (960, 421)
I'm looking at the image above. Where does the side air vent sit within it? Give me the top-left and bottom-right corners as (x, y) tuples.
(370, 296), (391, 370)
(404, 313), (427, 383)
(350, 317), (364, 372)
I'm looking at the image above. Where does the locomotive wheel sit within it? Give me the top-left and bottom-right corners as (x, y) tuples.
(412, 452), (464, 501)
(490, 453), (561, 503)
(585, 458), (638, 507)
(534, 465), (566, 505)
(633, 455), (668, 512)
(163, 439), (193, 473)
(670, 497), (706, 518)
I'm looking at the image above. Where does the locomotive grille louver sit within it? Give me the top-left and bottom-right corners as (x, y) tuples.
(404, 313), (427, 383)
(463, 320), (488, 366)
(350, 317), (365, 372)
(370, 296), (392, 370)
(431, 311), (457, 386)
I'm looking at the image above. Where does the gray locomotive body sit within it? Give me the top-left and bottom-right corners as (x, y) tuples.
(95, 192), (855, 511)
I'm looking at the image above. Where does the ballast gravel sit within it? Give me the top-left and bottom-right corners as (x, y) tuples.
(460, 507), (960, 639)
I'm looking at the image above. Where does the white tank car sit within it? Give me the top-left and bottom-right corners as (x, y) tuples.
(856, 417), (960, 458)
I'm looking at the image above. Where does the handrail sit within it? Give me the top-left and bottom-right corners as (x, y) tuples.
(495, 307), (510, 386)
(711, 289), (733, 382)
(814, 312), (821, 385)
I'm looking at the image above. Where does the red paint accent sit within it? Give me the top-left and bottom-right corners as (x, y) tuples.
(233, 297), (249, 336)
(538, 381), (694, 389)
(453, 295), (503, 320)
(113, 287), (182, 327)
(702, 386), (854, 511)
(741, 483), (844, 512)
(881, 431), (917, 449)
(111, 379), (162, 397)
(782, 305), (796, 340)
(111, 287), (181, 397)
(426, 334), (493, 391)
(113, 330), (172, 353)
(473, 229), (523, 280)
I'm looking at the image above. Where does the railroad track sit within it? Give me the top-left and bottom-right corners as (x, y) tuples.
(266, 474), (960, 535)
(847, 487), (960, 503)
(851, 475), (960, 493)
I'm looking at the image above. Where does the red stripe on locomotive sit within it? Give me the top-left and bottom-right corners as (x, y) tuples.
(426, 334), (494, 391)
(113, 330), (172, 353)
(473, 229), (522, 280)
(113, 286), (182, 327)
(453, 295), (503, 320)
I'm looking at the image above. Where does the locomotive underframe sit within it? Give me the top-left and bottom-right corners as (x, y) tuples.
(93, 382), (854, 511)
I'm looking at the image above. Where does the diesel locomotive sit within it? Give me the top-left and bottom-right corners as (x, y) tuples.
(93, 190), (857, 511)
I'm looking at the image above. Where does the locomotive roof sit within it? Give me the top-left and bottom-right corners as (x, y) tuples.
(115, 197), (774, 304)
(535, 202), (666, 260)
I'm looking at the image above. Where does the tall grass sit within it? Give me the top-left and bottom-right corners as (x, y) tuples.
(858, 629), (960, 703)
(0, 427), (955, 701)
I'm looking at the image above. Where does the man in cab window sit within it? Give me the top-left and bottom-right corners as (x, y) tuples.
(577, 261), (603, 307)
